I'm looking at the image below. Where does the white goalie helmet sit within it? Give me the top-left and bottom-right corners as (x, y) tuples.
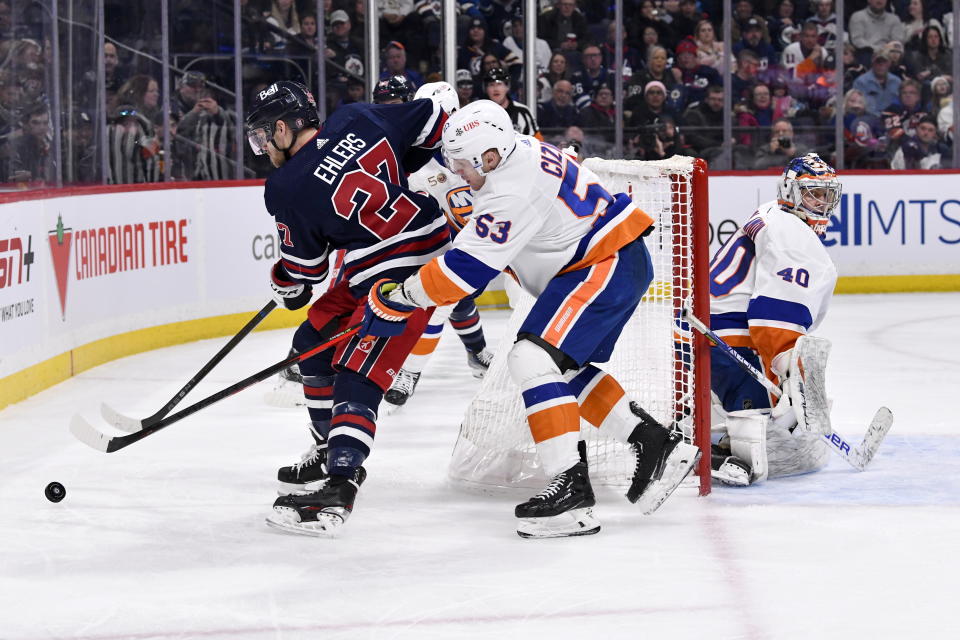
(776, 152), (842, 236)
(441, 99), (516, 176)
(414, 81), (459, 116)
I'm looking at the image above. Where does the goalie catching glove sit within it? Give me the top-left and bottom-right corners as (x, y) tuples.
(361, 279), (419, 337)
(270, 261), (313, 310)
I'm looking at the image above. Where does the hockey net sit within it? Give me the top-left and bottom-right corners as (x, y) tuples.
(449, 156), (712, 495)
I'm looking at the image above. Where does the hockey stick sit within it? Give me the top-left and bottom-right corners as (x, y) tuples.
(70, 323), (363, 453)
(102, 300), (278, 432)
(680, 308), (892, 471)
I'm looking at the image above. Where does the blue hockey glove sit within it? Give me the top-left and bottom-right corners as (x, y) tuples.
(361, 279), (418, 337)
(270, 261), (313, 310)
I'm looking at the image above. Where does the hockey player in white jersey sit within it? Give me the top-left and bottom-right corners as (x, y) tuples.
(708, 152), (840, 486)
(359, 100), (700, 538)
(375, 80), (495, 410)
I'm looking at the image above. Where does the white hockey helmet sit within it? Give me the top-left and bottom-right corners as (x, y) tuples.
(414, 81), (459, 116)
(441, 99), (516, 176)
(776, 152), (842, 236)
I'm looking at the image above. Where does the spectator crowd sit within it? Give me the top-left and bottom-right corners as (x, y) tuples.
(1, 0), (956, 187)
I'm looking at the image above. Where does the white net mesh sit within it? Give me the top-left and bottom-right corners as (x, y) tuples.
(449, 156), (705, 492)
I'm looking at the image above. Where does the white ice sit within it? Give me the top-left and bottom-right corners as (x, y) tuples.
(1, 292), (959, 640)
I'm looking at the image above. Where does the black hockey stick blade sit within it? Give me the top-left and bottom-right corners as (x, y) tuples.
(70, 323), (362, 453)
(100, 300), (278, 433)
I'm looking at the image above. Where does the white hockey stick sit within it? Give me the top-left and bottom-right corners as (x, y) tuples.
(681, 308), (892, 471)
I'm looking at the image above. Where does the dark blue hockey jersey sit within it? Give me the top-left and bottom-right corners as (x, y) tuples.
(263, 100), (451, 295)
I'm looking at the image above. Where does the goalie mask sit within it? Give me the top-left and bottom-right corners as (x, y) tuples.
(777, 153), (841, 236)
(441, 100), (516, 177)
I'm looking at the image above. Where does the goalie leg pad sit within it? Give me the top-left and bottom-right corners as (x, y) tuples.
(727, 409), (769, 483)
(788, 336), (832, 435)
(508, 338), (581, 476)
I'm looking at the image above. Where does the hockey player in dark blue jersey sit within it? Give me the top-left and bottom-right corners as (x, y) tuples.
(245, 80), (457, 537)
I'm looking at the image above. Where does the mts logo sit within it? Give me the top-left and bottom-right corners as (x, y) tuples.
(0, 235), (35, 289)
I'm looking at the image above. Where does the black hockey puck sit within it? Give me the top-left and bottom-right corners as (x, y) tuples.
(45, 481), (66, 503)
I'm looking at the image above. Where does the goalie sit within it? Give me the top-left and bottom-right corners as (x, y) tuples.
(707, 153), (840, 486)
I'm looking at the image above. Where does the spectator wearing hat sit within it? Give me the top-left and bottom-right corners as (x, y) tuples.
(852, 48), (902, 115)
(781, 21), (825, 79)
(671, 37), (721, 112)
(106, 103), (160, 184)
(681, 84), (726, 167)
(881, 78), (929, 147)
(849, 0), (904, 55)
(575, 83), (616, 140)
(905, 24), (952, 82)
(457, 18), (516, 80)
(380, 40), (424, 87)
(627, 80), (678, 141)
(538, 79), (579, 130)
(325, 9), (365, 89)
(173, 70), (206, 119)
(891, 114), (950, 169)
(932, 76), (953, 142)
(883, 40), (909, 79)
(731, 0), (771, 44)
(732, 17), (779, 71)
(834, 88), (888, 169)
(483, 66), (542, 139)
(570, 44), (614, 110)
(539, 0), (589, 52)
(454, 68), (476, 107)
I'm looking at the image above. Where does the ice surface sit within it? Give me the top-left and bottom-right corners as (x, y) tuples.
(1, 293), (958, 639)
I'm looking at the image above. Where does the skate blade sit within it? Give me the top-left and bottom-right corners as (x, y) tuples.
(264, 506), (345, 538)
(711, 462), (751, 487)
(380, 399), (402, 416)
(516, 507), (601, 539)
(635, 443), (700, 515)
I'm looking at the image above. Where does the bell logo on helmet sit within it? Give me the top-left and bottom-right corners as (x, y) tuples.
(259, 84), (279, 100)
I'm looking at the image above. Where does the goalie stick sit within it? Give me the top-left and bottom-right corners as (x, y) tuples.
(70, 323), (362, 453)
(680, 308), (892, 471)
(102, 300), (278, 432)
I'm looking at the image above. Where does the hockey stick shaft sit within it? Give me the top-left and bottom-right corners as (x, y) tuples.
(73, 323), (362, 453)
(680, 308), (871, 469)
(136, 300), (278, 429)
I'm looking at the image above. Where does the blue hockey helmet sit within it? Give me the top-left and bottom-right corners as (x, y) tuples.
(372, 75), (415, 104)
(776, 152), (841, 236)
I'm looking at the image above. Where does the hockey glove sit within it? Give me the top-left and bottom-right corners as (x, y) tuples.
(361, 279), (418, 337)
(270, 261), (313, 310)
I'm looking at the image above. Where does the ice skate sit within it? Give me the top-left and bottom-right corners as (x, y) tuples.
(515, 460), (600, 539)
(266, 467), (366, 537)
(711, 444), (752, 486)
(277, 426), (328, 495)
(383, 368), (421, 409)
(626, 402), (700, 514)
(466, 348), (494, 378)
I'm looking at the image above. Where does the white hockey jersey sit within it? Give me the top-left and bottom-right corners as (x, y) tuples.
(710, 200), (837, 378)
(413, 136), (654, 305)
(408, 156), (474, 232)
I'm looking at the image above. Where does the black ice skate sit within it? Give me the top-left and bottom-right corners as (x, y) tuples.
(515, 453), (600, 539)
(266, 466), (367, 537)
(263, 348), (306, 408)
(383, 368), (421, 407)
(277, 427), (328, 495)
(466, 348), (494, 378)
(626, 402), (700, 514)
(711, 445), (752, 486)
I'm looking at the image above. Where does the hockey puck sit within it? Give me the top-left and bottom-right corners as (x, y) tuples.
(45, 482), (66, 503)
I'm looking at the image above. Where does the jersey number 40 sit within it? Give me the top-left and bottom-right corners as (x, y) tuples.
(332, 139), (421, 241)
